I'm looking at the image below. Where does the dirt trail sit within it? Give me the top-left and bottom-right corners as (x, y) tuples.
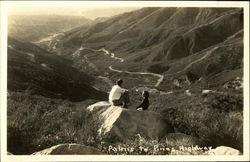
(74, 40), (240, 89)
(109, 66), (163, 87)
(97, 48), (164, 87)
(75, 46), (164, 87)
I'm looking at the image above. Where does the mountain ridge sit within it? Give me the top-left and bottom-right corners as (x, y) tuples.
(8, 37), (107, 101)
(51, 7), (243, 91)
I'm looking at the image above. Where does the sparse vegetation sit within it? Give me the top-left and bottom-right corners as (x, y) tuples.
(7, 92), (96, 154)
(157, 89), (243, 152)
(8, 84), (243, 154)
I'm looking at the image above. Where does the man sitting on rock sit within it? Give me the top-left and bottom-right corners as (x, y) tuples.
(109, 79), (129, 108)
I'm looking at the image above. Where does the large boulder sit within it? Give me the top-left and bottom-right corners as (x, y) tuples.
(85, 101), (174, 142)
(32, 143), (103, 155)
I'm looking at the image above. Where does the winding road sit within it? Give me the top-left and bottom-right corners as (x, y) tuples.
(77, 46), (164, 87)
(98, 48), (124, 62)
(108, 66), (164, 87)
(97, 48), (163, 87)
(74, 40), (240, 89)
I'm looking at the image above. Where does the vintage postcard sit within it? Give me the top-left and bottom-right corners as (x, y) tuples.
(0, 1), (249, 161)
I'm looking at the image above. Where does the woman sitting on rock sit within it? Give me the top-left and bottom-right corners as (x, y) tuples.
(136, 91), (149, 111)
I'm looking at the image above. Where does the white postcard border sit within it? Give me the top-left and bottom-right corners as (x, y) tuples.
(1, 1), (249, 161)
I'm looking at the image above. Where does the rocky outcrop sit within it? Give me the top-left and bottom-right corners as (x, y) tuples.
(85, 101), (174, 142)
(32, 143), (103, 155)
(169, 145), (241, 155)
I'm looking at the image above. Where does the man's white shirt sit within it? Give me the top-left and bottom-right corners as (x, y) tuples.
(109, 85), (126, 103)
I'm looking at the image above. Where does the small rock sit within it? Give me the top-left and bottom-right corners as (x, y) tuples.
(208, 146), (241, 155)
(165, 91), (173, 95)
(137, 107), (143, 111)
(185, 90), (192, 96)
(202, 90), (213, 94)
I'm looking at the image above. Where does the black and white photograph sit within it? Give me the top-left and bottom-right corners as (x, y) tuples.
(0, 1), (249, 161)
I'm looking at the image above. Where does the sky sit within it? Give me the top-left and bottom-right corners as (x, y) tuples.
(8, 7), (141, 20)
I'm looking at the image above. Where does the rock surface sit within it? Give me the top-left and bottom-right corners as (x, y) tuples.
(85, 101), (174, 142)
(32, 143), (103, 155)
(208, 146), (241, 155)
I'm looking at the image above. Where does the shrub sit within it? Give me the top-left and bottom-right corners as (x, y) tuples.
(159, 90), (243, 152)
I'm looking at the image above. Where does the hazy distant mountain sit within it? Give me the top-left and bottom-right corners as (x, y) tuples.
(54, 7), (243, 89)
(8, 15), (92, 42)
(8, 37), (107, 101)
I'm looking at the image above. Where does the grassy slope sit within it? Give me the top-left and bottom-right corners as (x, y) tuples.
(7, 38), (108, 154)
(157, 89), (243, 151)
(7, 92), (97, 154)
(8, 86), (243, 154)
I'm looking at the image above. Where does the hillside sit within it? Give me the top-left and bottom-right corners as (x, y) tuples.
(52, 7), (243, 91)
(8, 37), (107, 101)
(55, 8), (242, 54)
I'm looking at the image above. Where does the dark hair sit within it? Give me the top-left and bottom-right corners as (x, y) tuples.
(116, 79), (123, 86)
(143, 91), (149, 98)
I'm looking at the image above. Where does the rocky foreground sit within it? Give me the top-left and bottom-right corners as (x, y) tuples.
(14, 102), (238, 155)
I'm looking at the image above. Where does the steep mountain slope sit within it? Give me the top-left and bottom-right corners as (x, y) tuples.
(8, 15), (92, 42)
(54, 7), (161, 56)
(8, 37), (107, 101)
(54, 7), (243, 90)
(55, 8), (241, 53)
